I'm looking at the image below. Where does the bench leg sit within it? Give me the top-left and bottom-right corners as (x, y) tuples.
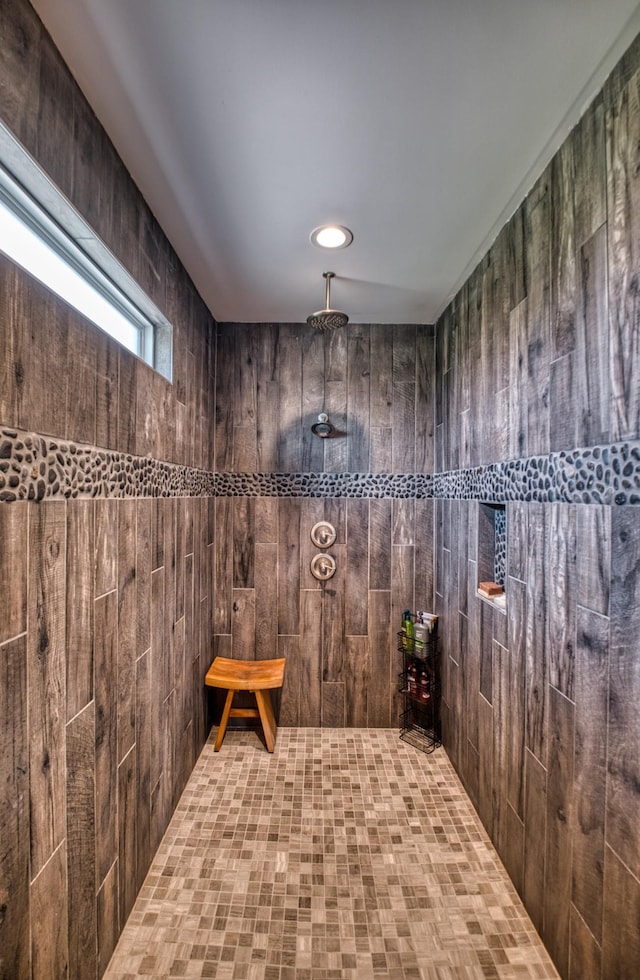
(214, 689), (235, 751)
(254, 689), (277, 752)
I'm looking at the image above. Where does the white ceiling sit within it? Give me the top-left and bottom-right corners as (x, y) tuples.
(30, 0), (640, 325)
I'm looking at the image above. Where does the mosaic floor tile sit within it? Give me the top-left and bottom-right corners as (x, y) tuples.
(105, 729), (559, 980)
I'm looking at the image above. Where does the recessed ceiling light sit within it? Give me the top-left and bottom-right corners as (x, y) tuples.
(310, 224), (353, 249)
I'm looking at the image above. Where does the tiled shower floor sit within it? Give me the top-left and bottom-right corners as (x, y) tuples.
(104, 729), (559, 980)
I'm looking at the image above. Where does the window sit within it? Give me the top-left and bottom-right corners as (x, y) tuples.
(0, 121), (172, 381)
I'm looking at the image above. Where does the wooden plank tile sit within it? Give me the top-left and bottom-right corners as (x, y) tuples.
(0, 635), (29, 980)
(507, 203), (527, 311)
(28, 501), (66, 878)
(277, 635), (300, 727)
(606, 507), (640, 878)
(415, 499), (434, 610)
(345, 498), (369, 637)
(455, 286), (470, 427)
(31, 843), (68, 980)
(508, 298), (528, 460)
(523, 748), (548, 935)
(489, 225), (511, 398)
(479, 603), (493, 703)
(392, 498), (415, 548)
(549, 353), (576, 451)
(255, 497), (278, 545)
(214, 498), (232, 635)
(117, 501), (136, 763)
(95, 499), (117, 597)
(232, 497), (255, 590)
(322, 681), (345, 728)
(392, 381), (416, 473)
(434, 497), (447, 595)
(503, 802), (525, 899)
(550, 137), (576, 359)
(525, 169), (551, 457)
(301, 327), (325, 473)
(506, 578), (526, 819)
(370, 324), (393, 428)
(606, 71), (640, 439)
(255, 542), (278, 659)
(95, 338), (119, 452)
(543, 686), (575, 977)
(323, 379), (348, 473)
(233, 424), (257, 472)
(525, 503), (548, 765)
(231, 589), (255, 660)
(569, 905), (602, 980)
(492, 639), (509, 853)
(464, 570), (480, 753)
(368, 590), (393, 728)
(277, 325), (303, 471)
(576, 505), (610, 617)
(574, 93), (606, 247)
(300, 590), (322, 727)
(65, 317), (96, 446)
(467, 265), (483, 468)
(435, 312), (447, 434)
(477, 691), (494, 834)
(256, 327), (279, 473)
(150, 568), (166, 793)
(15, 283), (69, 438)
(235, 323), (258, 435)
(573, 606), (608, 944)
(0, 504), (27, 644)
(479, 254), (496, 465)
(135, 649), (151, 892)
(96, 862), (119, 978)
(507, 502), (528, 584)
(151, 497), (165, 572)
(277, 499), (300, 636)
(392, 324), (416, 382)
(370, 426), (392, 474)
(117, 349), (138, 455)
(347, 324), (371, 472)
(66, 501), (94, 720)
(391, 544), (414, 643)
(369, 500), (391, 591)
(94, 589), (118, 886)
(602, 844), (640, 980)
(576, 225), (610, 447)
(135, 499), (152, 658)
(118, 746), (137, 930)
(547, 504), (576, 700)
(184, 552), (194, 670)
(345, 635), (369, 727)
(66, 701), (96, 980)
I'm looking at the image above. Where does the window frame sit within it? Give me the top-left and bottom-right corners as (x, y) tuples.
(0, 121), (173, 381)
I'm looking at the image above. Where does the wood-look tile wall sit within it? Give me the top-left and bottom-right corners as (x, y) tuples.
(0, 3), (215, 978)
(435, 35), (640, 980)
(213, 322), (435, 726)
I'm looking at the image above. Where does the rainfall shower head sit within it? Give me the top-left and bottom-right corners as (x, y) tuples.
(307, 272), (349, 330)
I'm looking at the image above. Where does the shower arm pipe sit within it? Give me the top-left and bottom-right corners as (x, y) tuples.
(323, 271), (335, 308)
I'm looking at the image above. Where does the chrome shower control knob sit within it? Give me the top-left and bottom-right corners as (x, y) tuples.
(310, 521), (337, 548)
(310, 553), (336, 581)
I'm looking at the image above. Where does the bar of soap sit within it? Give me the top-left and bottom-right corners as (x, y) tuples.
(478, 581), (504, 597)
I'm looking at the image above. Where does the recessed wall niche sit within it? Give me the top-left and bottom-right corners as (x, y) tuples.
(477, 502), (506, 611)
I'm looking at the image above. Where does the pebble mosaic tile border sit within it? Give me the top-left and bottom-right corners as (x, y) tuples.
(2, 425), (640, 504)
(0, 427), (215, 503)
